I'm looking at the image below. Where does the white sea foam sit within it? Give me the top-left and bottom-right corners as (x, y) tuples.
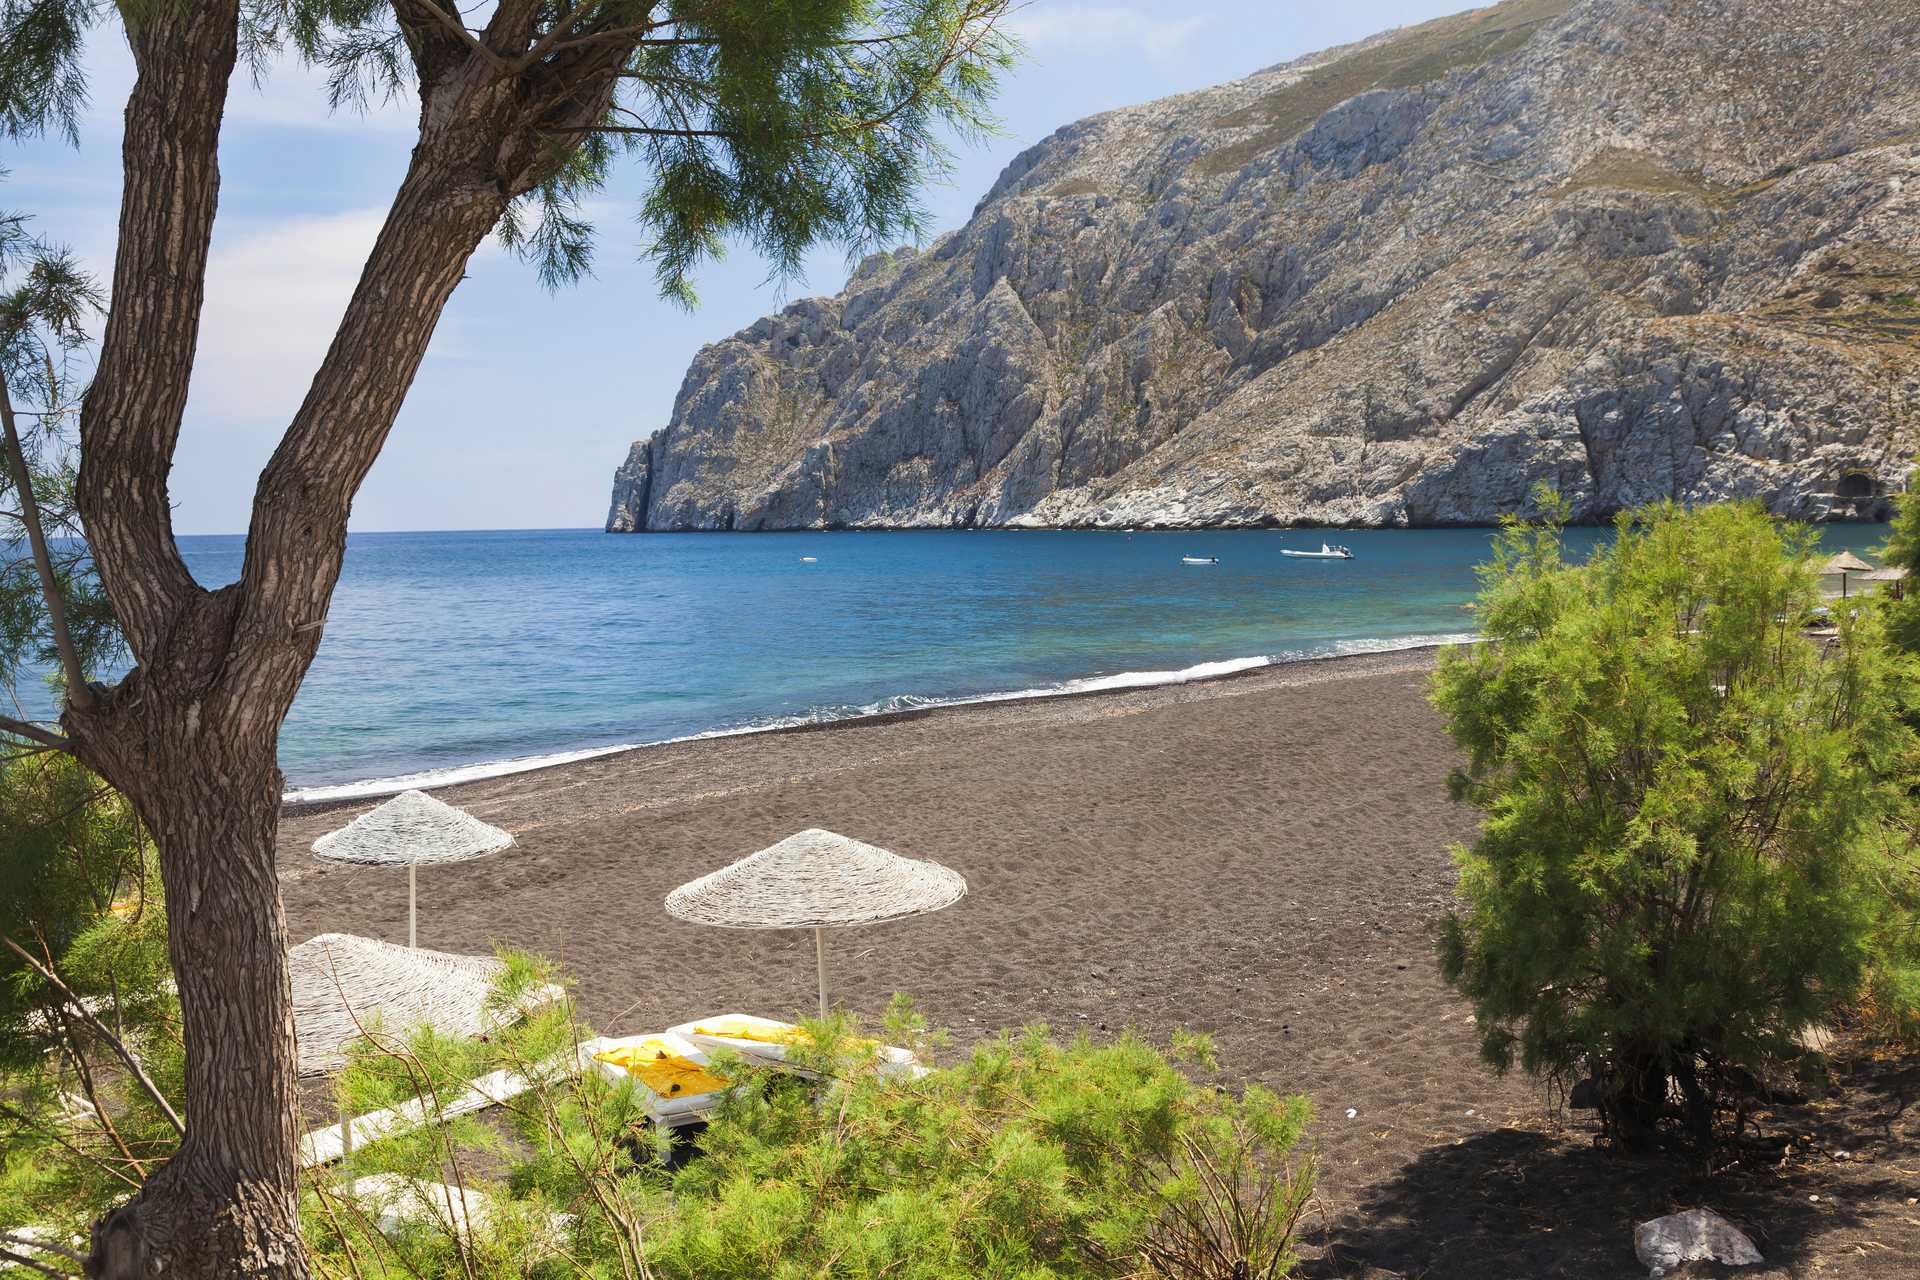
(282, 633), (1476, 806)
(282, 743), (650, 806)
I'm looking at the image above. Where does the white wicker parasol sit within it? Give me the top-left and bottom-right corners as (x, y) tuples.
(290, 932), (521, 1076)
(311, 790), (513, 947)
(665, 828), (967, 1017)
(1822, 550), (1875, 598)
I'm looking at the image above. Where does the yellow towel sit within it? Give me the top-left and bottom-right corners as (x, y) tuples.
(689, 1017), (809, 1046)
(690, 1016), (882, 1055)
(594, 1041), (730, 1098)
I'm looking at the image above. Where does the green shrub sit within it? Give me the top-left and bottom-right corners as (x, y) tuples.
(0, 753), (157, 1058)
(1433, 499), (1920, 1148)
(1878, 480), (1920, 655)
(304, 978), (1315, 1279)
(0, 757), (179, 1249)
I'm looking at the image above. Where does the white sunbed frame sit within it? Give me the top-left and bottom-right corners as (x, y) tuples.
(299, 1020), (928, 1167)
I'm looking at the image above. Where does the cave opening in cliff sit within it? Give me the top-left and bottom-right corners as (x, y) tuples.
(1835, 471), (1878, 502)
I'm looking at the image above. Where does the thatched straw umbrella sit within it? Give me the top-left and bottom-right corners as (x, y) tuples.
(289, 932), (519, 1076)
(665, 829), (967, 1018)
(1860, 564), (1908, 599)
(312, 790), (513, 948)
(1822, 550), (1874, 598)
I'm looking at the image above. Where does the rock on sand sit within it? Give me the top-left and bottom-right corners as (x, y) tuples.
(1634, 1208), (1764, 1277)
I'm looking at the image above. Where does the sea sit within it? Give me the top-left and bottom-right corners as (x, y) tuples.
(16, 525), (1895, 800)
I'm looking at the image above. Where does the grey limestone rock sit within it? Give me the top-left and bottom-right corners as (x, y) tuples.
(1633, 1208), (1764, 1277)
(609, 0), (1920, 532)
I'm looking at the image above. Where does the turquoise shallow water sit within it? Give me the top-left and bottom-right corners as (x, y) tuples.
(27, 525), (1896, 795)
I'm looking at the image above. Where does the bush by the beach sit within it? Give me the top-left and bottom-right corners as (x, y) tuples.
(1432, 499), (1920, 1149)
(0, 757), (180, 1245)
(1877, 477), (1920, 655)
(305, 978), (1316, 1278)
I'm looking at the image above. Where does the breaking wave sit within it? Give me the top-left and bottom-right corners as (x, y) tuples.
(282, 633), (1473, 806)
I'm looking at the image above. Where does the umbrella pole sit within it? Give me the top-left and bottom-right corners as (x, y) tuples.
(815, 927), (828, 1020)
(409, 864), (417, 949)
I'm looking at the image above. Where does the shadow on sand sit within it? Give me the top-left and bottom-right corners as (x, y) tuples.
(1296, 1107), (1910, 1280)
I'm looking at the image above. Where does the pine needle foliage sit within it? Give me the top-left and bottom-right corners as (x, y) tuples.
(1432, 498), (1920, 1149)
(0, 0), (1018, 300)
(0, 754), (158, 1067)
(1877, 479), (1920, 655)
(1869, 481), (1920, 1042)
(304, 970), (1315, 1279)
(0, 5), (1017, 1268)
(0, 755), (179, 1253)
(0, 205), (114, 735)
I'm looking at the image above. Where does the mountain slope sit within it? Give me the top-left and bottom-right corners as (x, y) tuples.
(608, 0), (1920, 532)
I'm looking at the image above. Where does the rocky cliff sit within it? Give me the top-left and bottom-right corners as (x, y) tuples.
(607, 0), (1920, 532)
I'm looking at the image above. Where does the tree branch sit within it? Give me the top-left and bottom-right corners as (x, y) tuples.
(0, 1245), (72, 1278)
(524, 17), (657, 59)
(74, 5), (241, 663)
(0, 372), (93, 709)
(541, 121), (732, 138)
(2, 937), (184, 1137)
(234, 15), (655, 663)
(0, 713), (70, 752)
(603, 9), (1002, 150)
(505, 0), (621, 71)
(233, 145), (514, 671)
(403, 0), (508, 70)
(0, 1232), (86, 1268)
(0, 1099), (142, 1191)
(618, 31), (920, 50)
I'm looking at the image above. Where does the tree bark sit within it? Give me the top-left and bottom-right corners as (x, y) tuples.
(76, 2), (237, 665)
(58, 9), (639, 1276)
(1599, 1047), (1671, 1152)
(59, 5), (323, 1274)
(64, 16), (616, 1276)
(67, 169), (513, 1280)
(0, 374), (90, 706)
(80, 739), (306, 1279)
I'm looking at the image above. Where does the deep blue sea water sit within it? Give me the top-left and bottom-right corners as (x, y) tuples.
(21, 525), (1897, 797)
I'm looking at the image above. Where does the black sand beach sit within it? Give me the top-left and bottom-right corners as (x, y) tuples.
(277, 647), (1920, 1277)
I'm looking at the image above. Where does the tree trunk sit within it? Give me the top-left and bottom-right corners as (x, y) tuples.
(1599, 1048), (1671, 1152)
(68, 68), (542, 1277)
(58, 1), (319, 1270)
(58, 10), (636, 1276)
(70, 670), (309, 1278)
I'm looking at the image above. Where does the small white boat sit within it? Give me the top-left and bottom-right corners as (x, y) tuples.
(799, 556), (818, 563)
(1280, 543), (1354, 560)
(1181, 556), (1219, 565)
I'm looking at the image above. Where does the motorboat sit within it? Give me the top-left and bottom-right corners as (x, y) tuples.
(1181, 555), (1219, 565)
(1280, 543), (1354, 560)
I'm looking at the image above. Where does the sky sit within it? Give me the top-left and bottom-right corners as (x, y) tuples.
(11, 1), (1484, 534)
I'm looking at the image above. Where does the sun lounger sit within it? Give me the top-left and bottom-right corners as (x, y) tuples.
(588, 1032), (730, 1129)
(296, 1019), (931, 1171)
(669, 1013), (929, 1079)
(350, 1174), (497, 1239)
(300, 1060), (545, 1166)
(347, 1173), (573, 1247)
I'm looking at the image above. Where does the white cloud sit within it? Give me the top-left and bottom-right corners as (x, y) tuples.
(224, 57), (417, 134)
(79, 30), (414, 133)
(191, 208), (406, 424)
(1006, 3), (1210, 60)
